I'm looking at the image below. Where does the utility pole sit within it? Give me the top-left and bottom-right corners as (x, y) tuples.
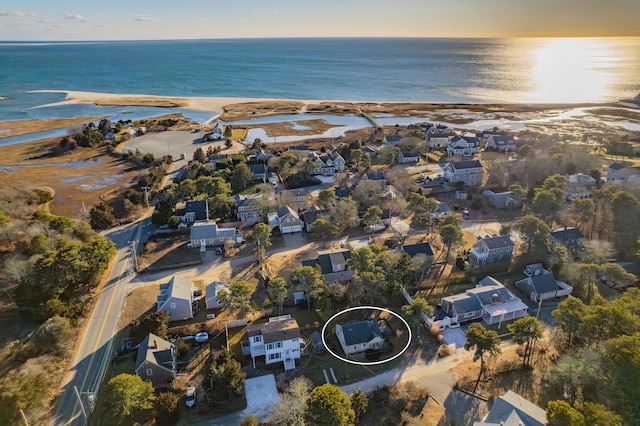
(74, 386), (88, 426)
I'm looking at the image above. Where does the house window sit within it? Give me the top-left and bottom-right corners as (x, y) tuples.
(170, 302), (176, 309)
(465, 312), (475, 318)
(254, 336), (262, 343)
(275, 342), (282, 348)
(146, 368), (153, 377)
(267, 343), (274, 350)
(269, 353), (281, 361)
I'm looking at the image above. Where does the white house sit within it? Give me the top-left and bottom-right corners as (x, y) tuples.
(443, 160), (484, 186)
(246, 315), (301, 370)
(308, 151), (346, 176)
(485, 135), (516, 152)
(205, 281), (230, 309)
(426, 124), (455, 149)
(397, 150), (420, 163)
(189, 222), (236, 249)
(157, 276), (194, 322)
(447, 136), (480, 157)
(565, 173), (596, 201)
(469, 235), (515, 267)
(336, 319), (385, 356)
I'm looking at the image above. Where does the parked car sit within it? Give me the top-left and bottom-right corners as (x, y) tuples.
(215, 247), (223, 255)
(186, 387), (196, 407)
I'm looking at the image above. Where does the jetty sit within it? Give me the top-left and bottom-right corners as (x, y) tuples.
(360, 111), (382, 129)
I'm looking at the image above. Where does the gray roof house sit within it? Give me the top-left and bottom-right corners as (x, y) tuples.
(336, 319), (385, 356)
(397, 151), (420, 163)
(276, 205), (303, 234)
(302, 208), (330, 232)
(549, 227), (584, 249)
(516, 269), (573, 302)
(469, 235), (514, 267)
(443, 160), (484, 186)
(440, 276), (528, 325)
(447, 136), (480, 157)
(474, 390), (546, 426)
(485, 135), (516, 152)
(301, 249), (354, 283)
(246, 316), (302, 370)
(249, 163), (268, 182)
(383, 135), (403, 145)
(235, 195), (263, 223)
(135, 333), (177, 389)
(157, 276), (194, 322)
(482, 190), (522, 209)
(205, 281), (230, 309)
(190, 222), (236, 248)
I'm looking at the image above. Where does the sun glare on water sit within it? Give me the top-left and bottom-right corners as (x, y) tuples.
(529, 38), (619, 103)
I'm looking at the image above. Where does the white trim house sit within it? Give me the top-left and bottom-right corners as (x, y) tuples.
(246, 315), (301, 370)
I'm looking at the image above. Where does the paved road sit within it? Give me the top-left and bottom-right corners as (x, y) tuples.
(53, 218), (153, 425)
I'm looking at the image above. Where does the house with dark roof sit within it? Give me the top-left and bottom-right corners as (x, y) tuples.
(246, 315), (301, 370)
(549, 227), (584, 249)
(249, 149), (273, 163)
(426, 124), (455, 149)
(482, 190), (522, 209)
(189, 222), (236, 248)
(383, 135), (402, 145)
(249, 163), (268, 182)
(397, 151), (420, 163)
(447, 136), (480, 157)
(180, 200), (209, 225)
(336, 319), (385, 355)
(362, 146), (378, 158)
(401, 242), (434, 261)
(474, 390), (546, 426)
(135, 333), (177, 389)
(516, 268), (573, 302)
(302, 208), (330, 232)
(288, 145), (309, 152)
(276, 206), (303, 234)
(486, 135), (516, 152)
(524, 263), (545, 277)
(335, 188), (350, 199)
(443, 160), (484, 186)
(606, 162), (639, 183)
(469, 235), (515, 267)
(440, 276), (528, 325)
(301, 249), (354, 283)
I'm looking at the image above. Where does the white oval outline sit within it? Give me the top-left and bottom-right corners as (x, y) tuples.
(321, 305), (412, 366)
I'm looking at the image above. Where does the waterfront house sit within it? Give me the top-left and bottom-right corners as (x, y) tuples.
(157, 276), (194, 322)
(246, 315), (301, 370)
(135, 333), (177, 389)
(443, 160), (484, 186)
(469, 235), (514, 267)
(426, 124), (455, 149)
(336, 319), (385, 356)
(249, 149), (273, 163)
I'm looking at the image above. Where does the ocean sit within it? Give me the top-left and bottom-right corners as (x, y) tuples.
(1, 37), (640, 126)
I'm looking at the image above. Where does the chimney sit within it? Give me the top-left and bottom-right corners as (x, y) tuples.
(491, 293), (499, 305)
(153, 339), (158, 349)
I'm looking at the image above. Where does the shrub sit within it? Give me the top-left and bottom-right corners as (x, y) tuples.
(437, 344), (453, 358)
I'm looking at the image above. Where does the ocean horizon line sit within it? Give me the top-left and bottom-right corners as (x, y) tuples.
(2, 35), (640, 44)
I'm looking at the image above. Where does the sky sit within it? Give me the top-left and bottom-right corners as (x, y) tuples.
(1, 0), (639, 41)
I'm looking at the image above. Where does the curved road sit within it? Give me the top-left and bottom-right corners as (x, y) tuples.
(53, 218), (155, 425)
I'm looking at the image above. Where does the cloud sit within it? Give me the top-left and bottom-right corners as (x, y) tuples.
(38, 16), (53, 24)
(63, 13), (86, 22)
(0, 9), (36, 17)
(134, 14), (157, 22)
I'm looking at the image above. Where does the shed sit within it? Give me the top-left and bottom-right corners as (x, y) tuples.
(310, 331), (325, 354)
